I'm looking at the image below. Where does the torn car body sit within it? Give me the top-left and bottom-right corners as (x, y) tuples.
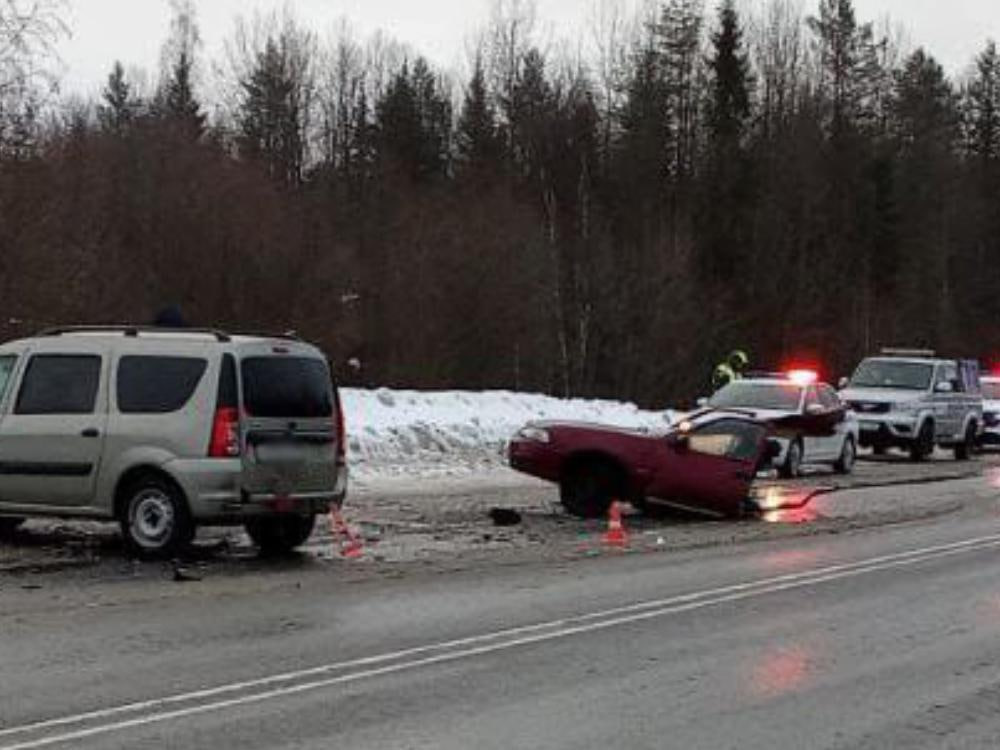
(508, 411), (778, 519)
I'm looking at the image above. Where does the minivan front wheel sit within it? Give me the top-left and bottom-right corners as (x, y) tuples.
(245, 515), (316, 556)
(120, 476), (194, 559)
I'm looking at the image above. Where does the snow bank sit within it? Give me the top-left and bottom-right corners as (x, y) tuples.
(341, 388), (672, 480)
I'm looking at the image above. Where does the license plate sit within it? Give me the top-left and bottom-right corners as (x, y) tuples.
(859, 422), (879, 432)
(256, 443), (306, 464)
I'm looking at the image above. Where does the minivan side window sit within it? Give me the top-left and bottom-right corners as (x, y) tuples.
(117, 356), (208, 414)
(16, 355), (101, 415)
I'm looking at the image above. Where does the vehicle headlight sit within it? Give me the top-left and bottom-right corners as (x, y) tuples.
(893, 401), (921, 414)
(517, 426), (551, 443)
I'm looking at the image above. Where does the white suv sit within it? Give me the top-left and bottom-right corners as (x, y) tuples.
(839, 350), (982, 461)
(0, 326), (348, 557)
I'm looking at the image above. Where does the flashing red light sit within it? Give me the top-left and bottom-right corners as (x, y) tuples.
(787, 369), (819, 386)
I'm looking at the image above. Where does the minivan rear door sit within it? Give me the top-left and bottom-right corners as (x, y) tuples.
(239, 347), (339, 503)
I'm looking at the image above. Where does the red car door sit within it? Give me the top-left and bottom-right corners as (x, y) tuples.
(648, 418), (767, 516)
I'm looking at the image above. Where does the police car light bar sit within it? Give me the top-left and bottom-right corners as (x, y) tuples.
(786, 369), (819, 386)
(881, 348), (936, 358)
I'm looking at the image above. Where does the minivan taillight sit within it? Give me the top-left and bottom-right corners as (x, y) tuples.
(209, 407), (241, 458)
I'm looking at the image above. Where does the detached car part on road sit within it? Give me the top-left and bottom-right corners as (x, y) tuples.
(0, 326), (348, 558)
(508, 411), (780, 519)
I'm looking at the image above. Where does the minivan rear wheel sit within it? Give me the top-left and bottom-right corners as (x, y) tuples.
(245, 515), (316, 556)
(120, 475), (194, 559)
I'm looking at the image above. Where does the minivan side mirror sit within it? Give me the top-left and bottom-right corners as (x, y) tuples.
(838, 377), (849, 390)
(935, 381), (954, 394)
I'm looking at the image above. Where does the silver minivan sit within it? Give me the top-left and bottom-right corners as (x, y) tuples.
(0, 326), (348, 557)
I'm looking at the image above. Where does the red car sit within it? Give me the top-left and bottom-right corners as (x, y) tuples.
(508, 411), (780, 519)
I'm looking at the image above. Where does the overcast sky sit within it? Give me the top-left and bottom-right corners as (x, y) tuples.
(57, 0), (1000, 96)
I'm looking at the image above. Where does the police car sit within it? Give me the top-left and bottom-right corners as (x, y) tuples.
(979, 375), (1000, 448)
(704, 371), (860, 478)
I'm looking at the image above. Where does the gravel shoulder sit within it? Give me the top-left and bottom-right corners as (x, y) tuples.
(0, 453), (995, 592)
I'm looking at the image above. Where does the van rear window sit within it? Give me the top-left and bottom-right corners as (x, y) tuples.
(241, 357), (332, 418)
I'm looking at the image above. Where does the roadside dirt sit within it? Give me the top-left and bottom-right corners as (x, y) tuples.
(0, 453), (993, 587)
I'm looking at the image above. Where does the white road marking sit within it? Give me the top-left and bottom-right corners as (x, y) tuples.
(4, 533), (1000, 749)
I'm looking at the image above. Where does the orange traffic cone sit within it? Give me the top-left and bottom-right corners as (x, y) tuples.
(602, 501), (629, 548)
(329, 508), (365, 559)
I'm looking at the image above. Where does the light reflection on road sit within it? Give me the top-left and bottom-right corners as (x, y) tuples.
(762, 506), (821, 524)
(750, 644), (816, 698)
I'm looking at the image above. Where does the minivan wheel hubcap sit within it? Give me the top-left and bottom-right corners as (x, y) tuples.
(130, 490), (174, 547)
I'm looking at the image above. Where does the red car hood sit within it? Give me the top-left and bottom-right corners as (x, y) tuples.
(528, 420), (658, 437)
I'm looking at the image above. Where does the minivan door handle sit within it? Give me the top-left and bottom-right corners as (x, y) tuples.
(80, 428), (100, 438)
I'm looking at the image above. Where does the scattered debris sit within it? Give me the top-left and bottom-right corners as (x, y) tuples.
(171, 563), (202, 583)
(489, 508), (522, 527)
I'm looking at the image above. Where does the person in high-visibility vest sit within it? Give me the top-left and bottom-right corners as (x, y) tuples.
(712, 350), (750, 392)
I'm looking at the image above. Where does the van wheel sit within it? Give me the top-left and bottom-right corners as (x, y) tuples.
(560, 461), (619, 519)
(910, 421), (935, 462)
(0, 517), (24, 538)
(245, 515), (316, 556)
(120, 476), (194, 559)
(955, 422), (977, 461)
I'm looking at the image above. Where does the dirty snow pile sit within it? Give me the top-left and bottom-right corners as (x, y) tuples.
(340, 388), (672, 480)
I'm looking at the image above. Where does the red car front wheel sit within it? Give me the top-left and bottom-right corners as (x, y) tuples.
(560, 461), (620, 519)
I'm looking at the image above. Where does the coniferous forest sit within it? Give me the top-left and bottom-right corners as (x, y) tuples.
(2, 0), (1000, 404)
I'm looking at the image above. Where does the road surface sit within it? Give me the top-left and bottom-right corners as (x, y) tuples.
(3, 467), (1000, 748)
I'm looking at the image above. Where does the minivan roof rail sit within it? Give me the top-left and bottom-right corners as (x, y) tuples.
(232, 330), (302, 342)
(880, 348), (936, 358)
(38, 325), (232, 342)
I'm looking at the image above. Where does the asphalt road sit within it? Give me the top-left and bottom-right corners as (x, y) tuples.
(4, 472), (1000, 749)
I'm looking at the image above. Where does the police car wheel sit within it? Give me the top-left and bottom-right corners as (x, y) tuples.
(779, 440), (803, 479)
(834, 437), (856, 475)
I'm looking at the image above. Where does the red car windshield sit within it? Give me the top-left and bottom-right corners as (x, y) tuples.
(709, 382), (802, 411)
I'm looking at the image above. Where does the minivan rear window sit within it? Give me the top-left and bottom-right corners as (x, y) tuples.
(241, 357), (332, 418)
(117, 356), (207, 414)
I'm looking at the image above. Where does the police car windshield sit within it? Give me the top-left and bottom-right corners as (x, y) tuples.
(851, 360), (933, 391)
(709, 382), (802, 411)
